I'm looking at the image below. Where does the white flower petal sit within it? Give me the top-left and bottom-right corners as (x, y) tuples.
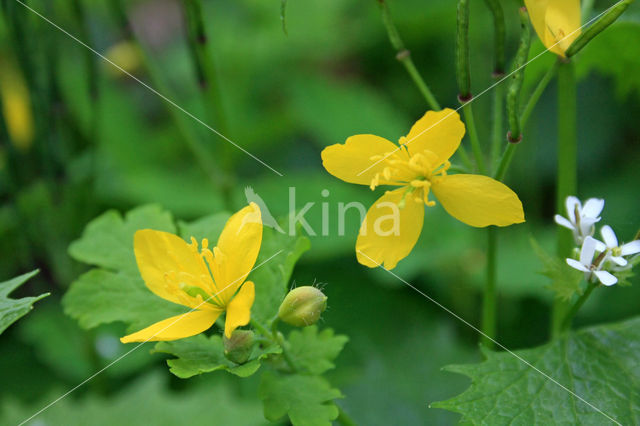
(600, 225), (618, 248)
(594, 240), (607, 253)
(582, 198), (605, 219)
(565, 196), (581, 221)
(611, 256), (628, 267)
(621, 240), (640, 256)
(554, 215), (575, 230)
(594, 270), (617, 286)
(580, 237), (597, 266)
(566, 258), (589, 272)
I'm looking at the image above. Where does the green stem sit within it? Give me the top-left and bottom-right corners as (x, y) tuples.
(251, 319), (297, 371)
(561, 282), (597, 330)
(377, 0), (440, 111)
(506, 7), (531, 144)
(482, 0), (506, 76)
(490, 84), (504, 173)
(552, 58), (577, 337)
(461, 102), (486, 175)
(482, 227), (497, 348)
(493, 143), (516, 181)
(520, 61), (558, 129)
(494, 62), (558, 181)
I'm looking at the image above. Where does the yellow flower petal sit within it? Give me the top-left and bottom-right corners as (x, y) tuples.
(321, 135), (406, 186)
(134, 230), (215, 307)
(525, 0), (581, 57)
(211, 203), (262, 304)
(403, 109), (466, 164)
(431, 174), (525, 227)
(224, 281), (255, 338)
(356, 187), (424, 270)
(120, 309), (222, 343)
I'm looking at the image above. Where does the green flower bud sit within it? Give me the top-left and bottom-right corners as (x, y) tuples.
(223, 330), (255, 364)
(278, 286), (327, 327)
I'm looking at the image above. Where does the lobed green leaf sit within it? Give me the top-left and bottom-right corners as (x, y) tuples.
(154, 334), (281, 379)
(259, 372), (342, 426)
(0, 270), (48, 335)
(434, 316), (640, 424)
(287, 326), (348, 375)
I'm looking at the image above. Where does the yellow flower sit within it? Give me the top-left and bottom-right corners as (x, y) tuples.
(0, 56), (34, 151)
(525, 0), (581, 57)
(121, 203), (262, 343)
(321, 109), (525, 270)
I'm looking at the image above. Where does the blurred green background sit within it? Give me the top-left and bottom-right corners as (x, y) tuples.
(1, 0), (639, 424)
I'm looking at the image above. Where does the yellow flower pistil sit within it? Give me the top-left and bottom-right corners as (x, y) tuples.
(121, 203), (262, 343)
(525, 0), (581, 57)
(321, 109), (525, 270)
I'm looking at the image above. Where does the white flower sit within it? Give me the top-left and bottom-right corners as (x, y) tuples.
(554, 196), (604, 244)
(566, 236), (617, 286)
(594, 225), (640, 267)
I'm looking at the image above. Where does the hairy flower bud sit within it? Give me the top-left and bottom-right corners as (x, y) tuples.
(278, 286), (327, 327)
(223, 330), (255, 364)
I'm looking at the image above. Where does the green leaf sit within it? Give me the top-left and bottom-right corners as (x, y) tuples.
(259, 372), (342, 426)
(178, 212), (230, 243)
(530, 236), (583, 301)
(434, 316), (640, 424)
(64, 205), (187, 332)
(68, 205), (174, 273)
(63, 269), (187, 331)
(0, 270), (48, 335)
(249, 225), (311, 323)
(287, 326), (348, 375)
(153, 334), (281, 379)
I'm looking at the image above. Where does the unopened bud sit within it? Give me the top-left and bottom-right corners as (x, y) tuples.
(223, 330), (255, 364)
(278, 286), (327, 327)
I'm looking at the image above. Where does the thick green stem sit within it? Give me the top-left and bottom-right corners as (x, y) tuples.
(552, 59), (577, 337)
(461, 103), (486, 175)
(482, 227), (497, 348)
(377, 0), (440, 110)
(561, 282), (597, 330)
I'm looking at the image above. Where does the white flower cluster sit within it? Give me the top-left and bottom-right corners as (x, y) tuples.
(555, 196), (640, 287)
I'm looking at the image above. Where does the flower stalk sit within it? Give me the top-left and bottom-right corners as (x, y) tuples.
(377, 0), (441, 111)
(482, 0), (506, 76)
(506, 8), (531, 144)
(561, 282), (597, 330)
